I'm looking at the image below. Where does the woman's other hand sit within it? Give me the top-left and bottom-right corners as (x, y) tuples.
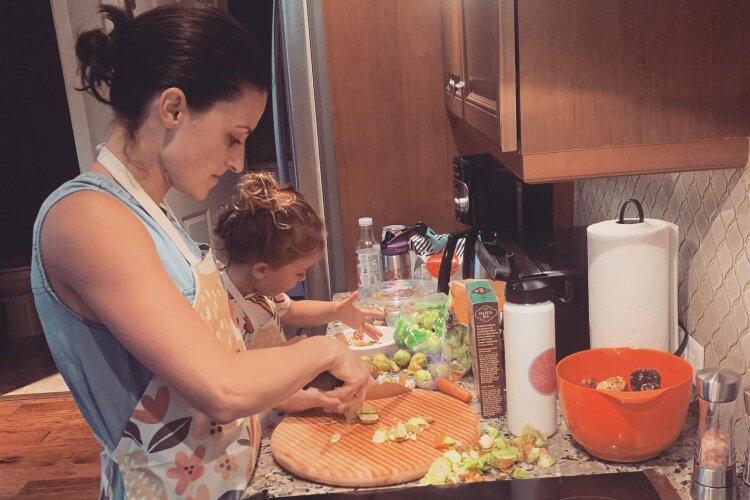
(335, 291), (384, 341)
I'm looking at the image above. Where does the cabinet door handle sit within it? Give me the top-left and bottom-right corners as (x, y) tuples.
(446, 77), (456, 94)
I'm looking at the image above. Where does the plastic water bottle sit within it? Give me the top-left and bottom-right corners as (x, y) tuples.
(504, 279), (558, 437)
(355, 217), (381, 290)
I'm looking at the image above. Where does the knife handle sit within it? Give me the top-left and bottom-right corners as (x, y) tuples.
(304, 371), (343, 392)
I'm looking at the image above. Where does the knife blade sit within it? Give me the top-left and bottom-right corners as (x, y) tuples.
(365, 382), (411, 400)
(343, 382), (411, 421)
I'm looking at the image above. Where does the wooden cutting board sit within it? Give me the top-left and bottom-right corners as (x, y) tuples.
(271, 389), (480, 487)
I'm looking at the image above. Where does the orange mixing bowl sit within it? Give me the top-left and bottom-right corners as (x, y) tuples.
(556, 347), (693, 462)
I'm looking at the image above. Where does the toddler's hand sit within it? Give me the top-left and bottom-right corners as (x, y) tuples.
(336, 291), (384, 341)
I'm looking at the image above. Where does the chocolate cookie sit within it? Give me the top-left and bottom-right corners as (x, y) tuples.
(630, 368), (662, 391)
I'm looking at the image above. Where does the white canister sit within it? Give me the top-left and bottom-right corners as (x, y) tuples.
(504, 279), (558, 437)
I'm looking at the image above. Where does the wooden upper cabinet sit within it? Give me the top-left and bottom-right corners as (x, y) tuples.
(442, 0), (750, 182)
(441, 0), (465, 119)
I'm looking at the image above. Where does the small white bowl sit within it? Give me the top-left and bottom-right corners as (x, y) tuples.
(340, 326), (397, 357)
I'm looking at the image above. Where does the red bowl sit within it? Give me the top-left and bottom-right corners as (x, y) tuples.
(556, 347), (693, 462)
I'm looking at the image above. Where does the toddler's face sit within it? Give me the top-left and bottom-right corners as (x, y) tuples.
(255, 251), (322, 296)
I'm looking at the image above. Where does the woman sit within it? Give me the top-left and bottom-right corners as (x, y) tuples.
(31, 5), (371, 499)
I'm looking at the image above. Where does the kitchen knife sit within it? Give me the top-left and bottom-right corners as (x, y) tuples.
(343, 382), (411, 421)
(307, 371), (411, 420)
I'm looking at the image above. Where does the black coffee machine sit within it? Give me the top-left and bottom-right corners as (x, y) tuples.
(438, 153), (553, 292)
(438, 153), (590, 362)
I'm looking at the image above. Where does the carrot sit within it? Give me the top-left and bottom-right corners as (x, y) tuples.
(435, 376), (473, 403)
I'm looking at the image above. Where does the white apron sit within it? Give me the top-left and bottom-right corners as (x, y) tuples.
(220, 271), (287, 350)
(96, 146), (261, 500)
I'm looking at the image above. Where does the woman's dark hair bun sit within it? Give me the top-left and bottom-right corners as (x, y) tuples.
(75, 6), (134, 105)
(73, 4), (270, 139)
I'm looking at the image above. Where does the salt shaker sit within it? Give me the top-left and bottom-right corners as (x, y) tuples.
(691, 368), (743, 500)
(741, 386), (750, 500)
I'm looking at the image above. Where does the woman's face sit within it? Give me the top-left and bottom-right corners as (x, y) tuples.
(161, 85), (268, 200)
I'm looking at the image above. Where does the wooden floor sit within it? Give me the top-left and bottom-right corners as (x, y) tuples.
(0, 337), (59, 396)
(0, 337), (101, 499)
(0, 394), (100, 499)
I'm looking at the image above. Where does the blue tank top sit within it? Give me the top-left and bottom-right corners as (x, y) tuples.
(30, 172), (201, 496)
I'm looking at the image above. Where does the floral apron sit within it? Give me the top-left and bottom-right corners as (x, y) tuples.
(220, 272), (288, 430)
(96, 146), (261, 500)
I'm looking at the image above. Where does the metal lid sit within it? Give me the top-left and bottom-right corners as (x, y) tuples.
(695, 368), (742, 403)
(506, 279), (551, 305)
(744, 385), (750, 415)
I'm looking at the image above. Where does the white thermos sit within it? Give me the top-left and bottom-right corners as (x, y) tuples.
(504, 279), (558, 437)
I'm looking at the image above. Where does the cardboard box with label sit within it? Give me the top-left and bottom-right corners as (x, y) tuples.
(465, 279), (506, 418)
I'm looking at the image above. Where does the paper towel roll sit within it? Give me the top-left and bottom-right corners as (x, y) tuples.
(587, 217), (678, 352)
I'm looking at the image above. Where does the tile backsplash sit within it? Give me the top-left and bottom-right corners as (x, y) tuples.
(575, 164), (750, 451)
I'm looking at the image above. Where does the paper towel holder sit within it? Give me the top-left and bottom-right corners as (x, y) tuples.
(613, 198), (690, 358)
(617, 199), (645, 225)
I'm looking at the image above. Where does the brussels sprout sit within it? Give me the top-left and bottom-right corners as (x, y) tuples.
(525, 447), (540, 464)
(411, 352), (428, 368)
(359, 405), (378, 415)
(392, 349), (412, 368)
(479, 434), (495, 450)
(537, 452), (555, 468)
(372, 353), (389, 364)
(372, 428), (388, 444)
(484, 425), (501, 438)
(495, 436), (509, 449)
(371, 357), (392, 372)
(442, 449), (461, 464)
(414, 369), (434, 389)
(407, 361), (423, 374)
(511, 466), (527, 479)
(358, 413), (379, 425)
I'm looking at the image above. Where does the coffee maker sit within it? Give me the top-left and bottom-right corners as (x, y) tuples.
(438, 153), (553, 292)
(439, 153), (590, 362)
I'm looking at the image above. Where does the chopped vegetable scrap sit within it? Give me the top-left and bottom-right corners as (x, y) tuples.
(329, 433), (342, 443)
(371, 416), (434, 444)
(419, 424), (555, 485)
(336, 329), (378, 347)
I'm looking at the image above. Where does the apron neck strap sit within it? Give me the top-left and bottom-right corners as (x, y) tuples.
(96, 145), (200, 266)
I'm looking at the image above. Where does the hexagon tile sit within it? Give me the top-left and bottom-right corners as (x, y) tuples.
(575, 163), (750, 456)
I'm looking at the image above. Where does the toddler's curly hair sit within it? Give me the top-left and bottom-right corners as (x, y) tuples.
(215, 172), (325, 268)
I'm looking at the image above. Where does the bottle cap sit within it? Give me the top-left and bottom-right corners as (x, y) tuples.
(358, 217), (373, 227)
(695, 368), (742, 403)
(506, 280), (551, 305)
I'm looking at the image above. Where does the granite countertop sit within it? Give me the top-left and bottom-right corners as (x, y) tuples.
(242, 294), (703, 499)
(245, 365), (704, 498)
(244, 380), (698, 499)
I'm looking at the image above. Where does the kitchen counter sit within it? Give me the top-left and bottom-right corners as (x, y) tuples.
(243, 293), (703, 499)
(244, 380), (700, 499)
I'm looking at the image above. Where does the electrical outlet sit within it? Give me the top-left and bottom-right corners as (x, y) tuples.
(686, 336), (705, 380)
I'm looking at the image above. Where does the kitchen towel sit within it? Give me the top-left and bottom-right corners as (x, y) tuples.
(587, 206), (678, 352)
